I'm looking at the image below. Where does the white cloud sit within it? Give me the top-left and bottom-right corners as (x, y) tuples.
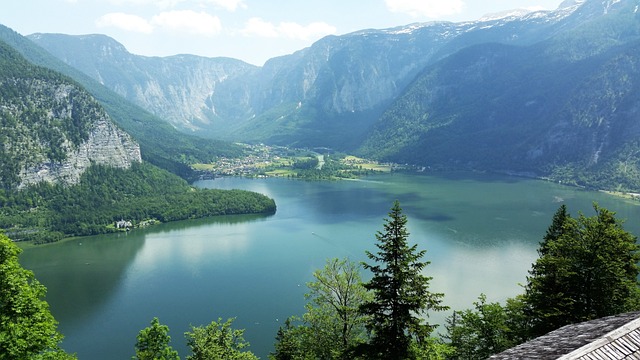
(95, 12), (154, 33)
(206, 0), (247, 12)
(278, 21), (337, 40)
(108, 0), (183, 7)
(108, 0), (246, 11)
(152, 10), (222, 36)
(385, 0), (465, 18)
(241, 17), (279, 38)
(241, 17), (336, 40)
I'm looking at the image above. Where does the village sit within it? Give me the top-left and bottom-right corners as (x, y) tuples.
(192, 143), (397, 179)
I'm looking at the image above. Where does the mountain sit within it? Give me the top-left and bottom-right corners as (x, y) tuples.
(0, 39), (276, 242)
(27, 33), (257, 133)
(359, 0), (640, 190)
(0, 25), (244, 180)
(0, 39), (140, 190)
(28, 1), (590, 148)
(21, 0), (640, 190)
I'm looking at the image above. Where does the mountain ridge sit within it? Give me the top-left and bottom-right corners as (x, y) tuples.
(15, 0), (640, 191)
(0, 24), (245, 180)
(27, 1), (588, 146)
(359, 0), (640, 190)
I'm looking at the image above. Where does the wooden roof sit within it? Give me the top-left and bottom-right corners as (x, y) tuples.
(489, 311), (640, 359)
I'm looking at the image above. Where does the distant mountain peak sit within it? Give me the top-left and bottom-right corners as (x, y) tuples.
(479, 9), (540, 22)
(559, 0), (588, 8)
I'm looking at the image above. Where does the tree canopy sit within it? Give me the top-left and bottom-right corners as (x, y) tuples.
(0, 233), (75, 359)
(185, 317), (258, 360)
(524, 203), (640, 338)
(359, 200), (448, 359)
(445, 203), (640, 358)
(133, 317), (179, 360)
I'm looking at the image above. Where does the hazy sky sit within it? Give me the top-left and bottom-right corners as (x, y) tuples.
(1, 0), (565, 66)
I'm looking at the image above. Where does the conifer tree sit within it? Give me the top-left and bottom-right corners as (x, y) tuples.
(524, 204), (640, 338)
(524, 204), (576, 337)
(359, 201), (448, 359)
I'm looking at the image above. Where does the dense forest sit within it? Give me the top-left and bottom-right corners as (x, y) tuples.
(0, 162), (276, 243)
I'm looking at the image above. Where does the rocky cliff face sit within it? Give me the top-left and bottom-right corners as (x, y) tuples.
(0, 42), (141, 189)
(17, 111), (141, 188)
(28, 34), (257, 133)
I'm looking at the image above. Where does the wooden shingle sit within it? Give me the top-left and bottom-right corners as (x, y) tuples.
(490, 312), (640, 359)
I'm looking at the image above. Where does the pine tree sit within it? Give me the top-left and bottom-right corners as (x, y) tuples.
(524, 204), (577, 337)
(359, 201), (448, 359)
(524, 204), (640, 338)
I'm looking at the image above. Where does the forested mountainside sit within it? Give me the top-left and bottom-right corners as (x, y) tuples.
(20, 0), (640, 191)
(28, 0), (594, 147)
(0, 40), (275, 242)
(0, 40), (140, 190)
(359, 0), (640, 191)
(0, 25), (244, 181)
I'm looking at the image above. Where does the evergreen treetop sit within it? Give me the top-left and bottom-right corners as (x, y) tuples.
(360, 200), (448, 359)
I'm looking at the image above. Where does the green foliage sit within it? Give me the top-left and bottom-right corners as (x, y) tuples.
(133, 317), (179, 360)
(523, 203), (640, 338)
(0, 234), (76, 359)
(0, 162), (276, 242)
(185, 318), (258, 360)
(292, 156), (319, 170)
(270, 258), (371, 360)
(444, 295), (516, 360)
(304, 258), (371, 359)
(442, 204), (640, 359)
(359, 201), (448, 360)
(269, 317), (311, 360)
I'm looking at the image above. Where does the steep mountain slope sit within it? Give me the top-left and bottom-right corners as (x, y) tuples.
(0, 40), (275, 241)
(18, 0), (640, 190)
(0, 39), (140, 190)
(29, 0), (590, 148)
(28, 33), (256, 132)
(359, 0), (640, 190)
(0, 25), (244, 180)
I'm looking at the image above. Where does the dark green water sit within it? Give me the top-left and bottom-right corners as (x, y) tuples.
(19, 172), (640, 359)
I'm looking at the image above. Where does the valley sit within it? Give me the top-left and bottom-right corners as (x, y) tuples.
(192, 143), (395, 179)
(13, 0), (640, 192)
(3, 0), (640, 358)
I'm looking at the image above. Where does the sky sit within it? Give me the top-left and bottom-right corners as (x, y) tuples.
(1, 0), (565, 66)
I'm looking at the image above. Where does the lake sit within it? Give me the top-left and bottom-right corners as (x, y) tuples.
(19, 172), (640, 359)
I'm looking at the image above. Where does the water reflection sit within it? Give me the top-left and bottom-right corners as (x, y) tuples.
(18, 173), (640, 359)
(20, 232), (146, 328)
